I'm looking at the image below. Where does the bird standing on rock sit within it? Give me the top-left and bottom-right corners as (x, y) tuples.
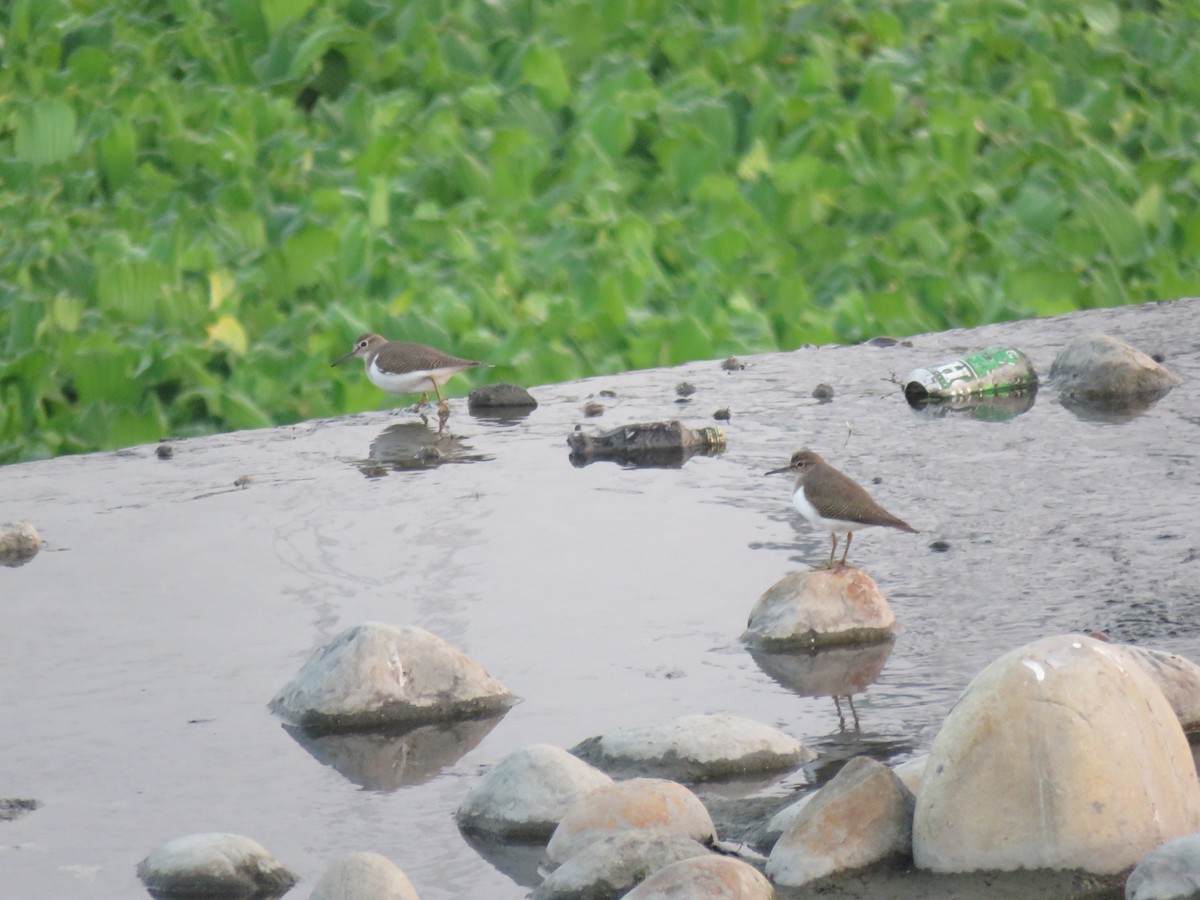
(766, 449), (918, 567)
(332, 333), (487, 430)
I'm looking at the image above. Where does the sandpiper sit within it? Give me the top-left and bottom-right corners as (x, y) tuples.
(766, 449), (917, 567)
(332, 334), (486, 423)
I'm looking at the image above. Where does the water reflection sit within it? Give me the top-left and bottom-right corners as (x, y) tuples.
(567, 421), (727, 469)
(459, 831), (545, 889)
(1057, 388), (1173, 424)
(281, 714), (506, 791)
(905, 388), (1037, 422)
(749, 641), (895, 733)
(357, 422), (487, 476)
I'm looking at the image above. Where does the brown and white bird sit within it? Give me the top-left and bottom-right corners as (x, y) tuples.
(766, 449), (917, 567)
(332, 333), (486, 408)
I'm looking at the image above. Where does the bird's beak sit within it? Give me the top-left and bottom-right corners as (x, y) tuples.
(331, 350), (356, 367)
(764, 466), (791, 476)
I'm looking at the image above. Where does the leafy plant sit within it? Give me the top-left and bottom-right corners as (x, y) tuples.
(1, 0), (1198, 462)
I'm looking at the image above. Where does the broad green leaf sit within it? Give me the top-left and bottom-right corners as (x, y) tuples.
(1082, 2), (1120, 37)
(14, 100), (76, 166)
(98, 120), (137, 192)
(261, 0), (314, 34)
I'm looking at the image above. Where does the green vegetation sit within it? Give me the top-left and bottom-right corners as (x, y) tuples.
(2, 0), (1198, 463)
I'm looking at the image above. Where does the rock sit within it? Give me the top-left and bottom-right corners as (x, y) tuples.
(545, 778), (716, 866)
(1126, 833), (1200, 900)
(893, 755), (928, 797)
(533, 830), (711, 900)
(456, 744), (613, 838)
(767, 756), (914, 887)
(467, 382), (538, 409)
(1049, 333), (1180, 399)
(721, 357), (746, 372)
(913, 635), (1200, 873)
(1123, 646), (1200, 735)
(136, 833), (297, 897)
(743, 568), (896, 647)
(311, 851), (419, 900)
(623, 855), (774, 899)
(269, 623), (516, 731)
(764, 791), (817, 840)
(811, 383), (834, 402)
(571, 713), (812, 781)
(0, 798), (39, 822)
(0, 520), (45, 568)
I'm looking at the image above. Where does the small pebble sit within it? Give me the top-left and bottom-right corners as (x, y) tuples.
(583, 401), (605, 417)
(929, 540), (951, 552)
(156, 443), (174, 460)
(721, 357), (746, 371)
(713, 408), (731, 421)
(675, 382), (696, 398)
(812, 383), (834, 402)
(361, 466), (388, 479)
(599, 389), (617, 398)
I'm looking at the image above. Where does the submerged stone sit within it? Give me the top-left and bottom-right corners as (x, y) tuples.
(468, 382), (538, 410)
(0, 520), (45, 568)
(545, 778), (715, 866)
(269, 623), (516, 731)
(1125, 833), (1200, 900)
(136, 832), (297, 897)
(1049, 332), (1180, 399)
(623, 855), (774, 899)
(456, 743), (613, 838)
(743, 567), (896, 647)
(310, 852), (419, 900)
(571, 713), (811, 781)
(533, 830), (711, 900)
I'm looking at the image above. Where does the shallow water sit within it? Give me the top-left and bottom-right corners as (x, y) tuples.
(2, 299), (1199, 899)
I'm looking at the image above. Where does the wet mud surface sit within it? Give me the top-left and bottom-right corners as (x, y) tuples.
(2, 299), (1198, 898)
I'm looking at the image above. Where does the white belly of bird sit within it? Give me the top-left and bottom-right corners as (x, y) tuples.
(367, 359), (462, 395)
(792, 489), (866, 536)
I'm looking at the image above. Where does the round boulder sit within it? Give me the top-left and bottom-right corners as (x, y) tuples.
(1048, 333), (1180, 399)
(571, 713), (812, 780)
(533, 830), (711, 900)
(743, 568), (895, 647)
(1123, 646), (1200, 736)
(456, 744), (613, 838)
(913, 634), (1200, 873)
(624, 855), (774, 900)
(767, 756), (914, 887)
(311, 852), (419, 900)
(136, 833), (297, 897)
(0, 520), (45, 568)
(269, 623), (516, 731)
(1126, 833), (1200, 900)
(545, 778), (716, 866)
(468, 383), (538, 410)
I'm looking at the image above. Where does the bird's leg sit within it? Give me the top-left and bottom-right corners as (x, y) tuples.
(848, 694), (860, 730)
(833, 695), (846, 731)
(827, 534), (838, 568)
(434, 383), (450, 421)
(840, 532), (854, 566)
